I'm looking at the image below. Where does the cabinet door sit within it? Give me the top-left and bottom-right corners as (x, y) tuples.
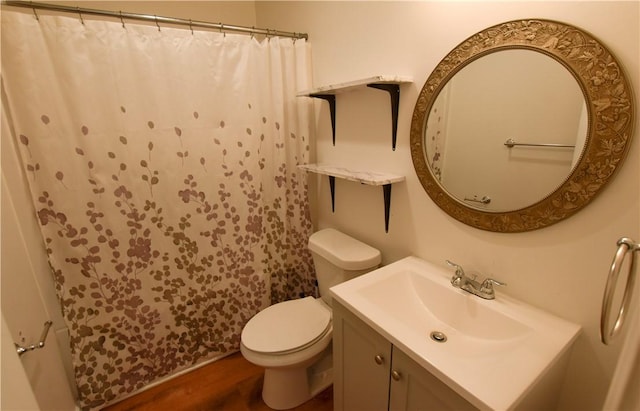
(334, 301), (392, 411)
(389, 348), (477, 411)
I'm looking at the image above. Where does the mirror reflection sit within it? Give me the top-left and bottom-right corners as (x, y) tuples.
(425, 50), (587, 212)
(410, 19), (634, 232)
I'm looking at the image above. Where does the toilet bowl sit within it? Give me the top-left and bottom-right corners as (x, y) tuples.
(240, 228), (381, 410)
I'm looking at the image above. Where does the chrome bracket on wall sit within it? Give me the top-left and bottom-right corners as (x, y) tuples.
(15, 320), (53, 356)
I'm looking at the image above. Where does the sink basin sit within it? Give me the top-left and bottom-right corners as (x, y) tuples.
(360, 266), (531, 343)
(330, 256), (581, 411)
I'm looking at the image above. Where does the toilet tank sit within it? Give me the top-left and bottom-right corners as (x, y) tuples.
(308, 228), (381, 304)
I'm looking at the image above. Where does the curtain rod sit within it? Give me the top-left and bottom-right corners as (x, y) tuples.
(1, 0), (308, 40)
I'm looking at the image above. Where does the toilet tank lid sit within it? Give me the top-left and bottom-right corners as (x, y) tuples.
(308, 228), (381, 271)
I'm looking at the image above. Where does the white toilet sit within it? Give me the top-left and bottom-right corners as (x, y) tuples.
(240, 228), (381, 410)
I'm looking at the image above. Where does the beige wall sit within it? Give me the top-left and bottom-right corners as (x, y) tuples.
(1, 175), (77, 410)
(2, 1), (638, 410)
(256, 2), (639, 410)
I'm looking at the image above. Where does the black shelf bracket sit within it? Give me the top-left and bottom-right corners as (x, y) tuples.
(383, 184), (392, 233)
(310, 94), (336, 146)
(327, 175), (393, 233)
(367, 83), (400, 151)
(329, 176), (336, 212)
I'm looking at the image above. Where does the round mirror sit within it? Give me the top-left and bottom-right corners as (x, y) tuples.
(411, 19), (635, 232)
(427, 49), (587, 212)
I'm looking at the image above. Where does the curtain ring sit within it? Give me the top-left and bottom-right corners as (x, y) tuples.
(77, 7), (85, 25)
(155, 15), (161, 31)
(251, 26), (255, 39)
(220, 23), (225, 37)
(189, 19), (194, 35)
(119, 11), (125, 28)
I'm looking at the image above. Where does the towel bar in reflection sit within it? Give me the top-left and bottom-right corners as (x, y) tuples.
(601, 238), (639, 345)
(463, 195), (491, 205)
(504, 138), (575, 148)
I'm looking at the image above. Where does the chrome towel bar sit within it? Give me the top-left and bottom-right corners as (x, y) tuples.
(15, 320), (53, 356)
(463, 195), (491, 205)
(504, 138), (575, 148)
(601, 238), (639, 345)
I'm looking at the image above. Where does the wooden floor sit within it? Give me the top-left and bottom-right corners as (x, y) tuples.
(101, 352), (333, 411)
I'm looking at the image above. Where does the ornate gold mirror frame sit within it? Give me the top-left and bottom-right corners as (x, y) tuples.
(410, 19), (635, 232)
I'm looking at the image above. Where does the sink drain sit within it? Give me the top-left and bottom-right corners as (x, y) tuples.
(430, 331), (447, 343)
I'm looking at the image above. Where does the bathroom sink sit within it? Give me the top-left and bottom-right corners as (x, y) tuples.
(330, 256), (581, 411)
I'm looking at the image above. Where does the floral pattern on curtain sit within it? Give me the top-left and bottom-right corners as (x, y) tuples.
(2, 11), (314, 409)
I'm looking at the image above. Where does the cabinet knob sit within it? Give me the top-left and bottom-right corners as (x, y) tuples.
(374, 355), (384, 365)
(391, 370), (401, 381)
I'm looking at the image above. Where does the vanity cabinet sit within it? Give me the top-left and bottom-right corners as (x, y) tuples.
(388, 348), (476, 410)
(333, 299), (391, 410)
(333, 300), (477, 411)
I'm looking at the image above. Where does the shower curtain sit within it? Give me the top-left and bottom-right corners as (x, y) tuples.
(1, 10), (314, 409)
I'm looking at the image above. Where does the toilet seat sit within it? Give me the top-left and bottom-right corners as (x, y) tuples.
(241, 297), (331, 355)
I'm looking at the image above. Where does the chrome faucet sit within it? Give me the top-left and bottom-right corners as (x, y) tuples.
(446, 260), (506, 300)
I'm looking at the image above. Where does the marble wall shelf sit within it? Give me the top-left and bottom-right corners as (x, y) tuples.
(297, 76), (413, 96)
(298, 164), (405, 232)
(297, 75), (413, 150)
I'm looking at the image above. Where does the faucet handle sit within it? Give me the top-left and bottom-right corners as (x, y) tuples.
(481, 278), (506, 290)
(446, 260), (464, 274)
(446, 260), (465, 286)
